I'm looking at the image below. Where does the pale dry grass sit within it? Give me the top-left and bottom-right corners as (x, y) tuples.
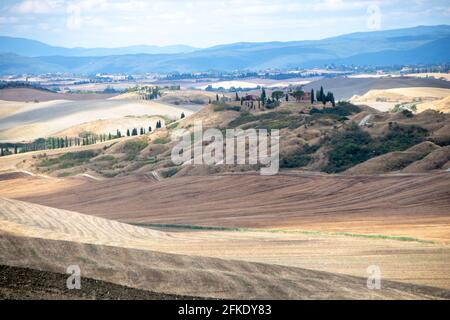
(53, 115), (166, 138)
(350, 87), (450, 112)
(417, 96), (450, 113)
(0, 99), (192, 142)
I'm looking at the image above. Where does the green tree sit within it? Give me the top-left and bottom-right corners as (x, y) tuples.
(318, 86), (324, 102)
(310, 89), (315, 104)
(328, 92), (335, 107)
(292, 90), (305, 101)
(271, 90), (284, 101)
(132, 128), (138, 136)
(261, 88), (267, 106)
(127, 129), (130, 136)
(181, 112), (185, 119)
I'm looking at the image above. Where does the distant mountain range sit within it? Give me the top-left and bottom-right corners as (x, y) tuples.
(0, 36), (198, 56)
(0, 25), (449, 75)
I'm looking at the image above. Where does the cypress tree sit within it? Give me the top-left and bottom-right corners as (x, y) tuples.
(328, 92), (335, 107)
(261, 88), (266, 106)
(127, 129), (130, 136)
(311, 89), (315, 104)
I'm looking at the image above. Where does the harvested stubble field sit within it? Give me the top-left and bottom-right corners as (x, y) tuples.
(0, 170), (449, 298)
(1, 197), (449, 299)
(6, 172), (449, 242)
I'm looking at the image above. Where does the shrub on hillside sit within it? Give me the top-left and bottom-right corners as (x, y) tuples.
(228, 111), (292, 128)
(378, 124), (427, 153)
(264, 100), (280, 109)
(280, 144), (320, 168)
(123, 140), (148, 160)
(38, 150), (98, 169)
(322, 123), (428, 173)
(161, 166), (180, 178)
(310, 102), (361, 117)
(322, 125), (374, 173)
(152, 136), (171, 145)
(212, 102), (241, 112)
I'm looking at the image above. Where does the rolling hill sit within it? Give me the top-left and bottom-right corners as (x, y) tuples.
(1, 196), (450, 298)
(0, 97), (194, 142)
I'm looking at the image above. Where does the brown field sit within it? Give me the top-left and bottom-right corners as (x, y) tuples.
(0, 168), (449, 296)
(4, 172), (449, 242)
(1, 197), (449, 298)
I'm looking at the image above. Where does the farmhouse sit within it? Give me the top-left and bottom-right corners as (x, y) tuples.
(243, 94), (258, 101)
(301, 91), (311, 101)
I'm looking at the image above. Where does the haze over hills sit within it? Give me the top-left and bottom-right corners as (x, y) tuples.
(0, 25), (449, 75)
(0, 36), (198, 56)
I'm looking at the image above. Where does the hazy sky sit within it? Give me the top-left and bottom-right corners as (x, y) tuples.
(0, 0), (449, 48)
